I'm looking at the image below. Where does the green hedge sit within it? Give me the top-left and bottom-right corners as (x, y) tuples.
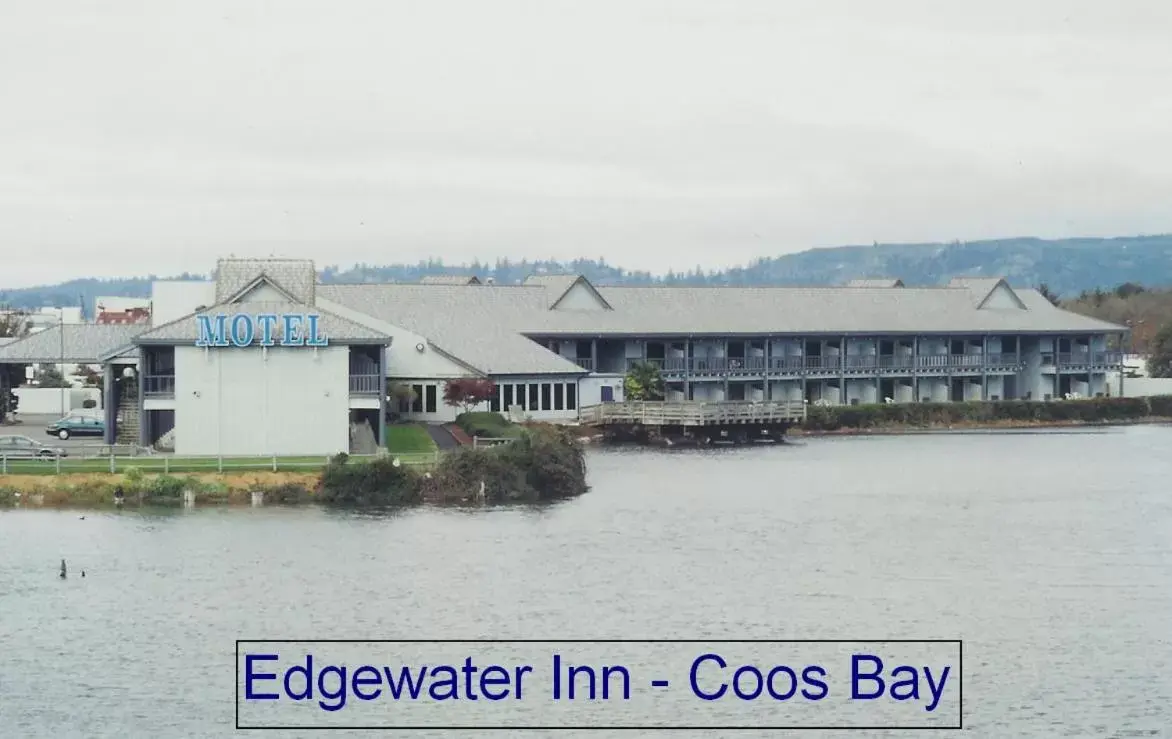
(455, 411), (524, 439)
(803, 395), (1172, 431)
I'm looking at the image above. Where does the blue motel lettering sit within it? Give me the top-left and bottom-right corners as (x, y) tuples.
(195, 313), (328, 348)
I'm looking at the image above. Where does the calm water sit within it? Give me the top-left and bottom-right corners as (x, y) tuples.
(2, 427), (1172, 737)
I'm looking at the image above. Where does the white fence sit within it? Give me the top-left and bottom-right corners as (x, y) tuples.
(13, 387), (102, 415)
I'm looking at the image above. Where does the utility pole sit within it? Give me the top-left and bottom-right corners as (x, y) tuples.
(59, 310), (66, 418)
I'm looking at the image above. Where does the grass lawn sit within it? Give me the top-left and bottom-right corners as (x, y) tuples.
(0, 451), (442, 476)
(385, 423), (439, 454)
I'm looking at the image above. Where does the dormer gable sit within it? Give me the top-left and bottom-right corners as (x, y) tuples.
(523, 273), (613, 311)
(215, 258), (317, 305)
(948, 277), (1027, 310)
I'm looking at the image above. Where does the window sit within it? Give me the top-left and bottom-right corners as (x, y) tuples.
(503, 384), (514, 410)
(490, 385), (501, 413)
(411, 384), (424, 413)
(566, 382), (576, 410)
(515, 384), (525, 410)
(528, 383), (539, 411)
(554, 384), (564, 411)
(425, 385), (437, 414)
(540, 384), (551, 412)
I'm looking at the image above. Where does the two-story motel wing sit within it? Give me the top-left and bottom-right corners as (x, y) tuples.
(0, 258), (1127, 456)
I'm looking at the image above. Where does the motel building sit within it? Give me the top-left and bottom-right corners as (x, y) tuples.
(0, 259), (1127, 457)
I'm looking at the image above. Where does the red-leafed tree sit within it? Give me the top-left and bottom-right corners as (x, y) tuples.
(444, 378), (498, 413)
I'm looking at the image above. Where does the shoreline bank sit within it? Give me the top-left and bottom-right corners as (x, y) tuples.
(0, 424), (588, 509)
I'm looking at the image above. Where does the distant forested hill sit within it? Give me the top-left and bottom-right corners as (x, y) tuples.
(4, 235), (1172, 310)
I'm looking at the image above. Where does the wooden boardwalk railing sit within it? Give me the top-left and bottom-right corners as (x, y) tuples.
(579, 400), (806, 427)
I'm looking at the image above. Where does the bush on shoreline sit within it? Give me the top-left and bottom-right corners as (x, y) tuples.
(0, 424), (590, 510)
(802, 395), (1172, 431)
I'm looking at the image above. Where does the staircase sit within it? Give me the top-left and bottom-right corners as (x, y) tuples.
(116, 379), (139, 445)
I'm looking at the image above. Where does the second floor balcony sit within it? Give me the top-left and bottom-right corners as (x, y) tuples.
(619, 351), (1122, 377)
(349, 374), (383, 395)
(143, 374), (175, 398)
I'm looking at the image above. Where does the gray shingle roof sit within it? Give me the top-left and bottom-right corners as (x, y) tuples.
(317, 285), (586, 375)
(319, 277), (1125, 375)
(0, 325), (144, 363)
(215, 259), (316, 304)
(133, 301), (391, 344)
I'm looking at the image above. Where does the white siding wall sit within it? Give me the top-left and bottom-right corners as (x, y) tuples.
(769, 380), (802, 400)
(174, 345), (350, 456)
(986, 375), (1005, 400)
(580, 376), (624, 406)
(846, 339), (876, 356)
(691, 383), (725, 402)
(894, 381), (915, 403)
(151, 281), (216, 325)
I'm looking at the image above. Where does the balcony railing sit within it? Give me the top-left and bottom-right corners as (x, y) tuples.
(143, 375), (175, 397)
(348, 374), (383, 395)
(574, 357), (594, 371)
(611, 351), (1120, 377)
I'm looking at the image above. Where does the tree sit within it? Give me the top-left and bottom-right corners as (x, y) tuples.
(623, 361), (665, 401)
(0, 306), (30, 338)
(1149, 322), (1172, 378)
(387, 382), (417, 412)
(34, 365), (71, 388)
(443, 378), (498, 413)
(1037, 283), (1061, 306)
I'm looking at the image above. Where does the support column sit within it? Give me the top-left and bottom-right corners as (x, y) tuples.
(138, 349), (147, 447)
(839, 335), (847, 404)
(590, 339), (598, 373)
(981, 335), (989, 400)
(103, 363), (116, 444)
(378, 345), (388, 448)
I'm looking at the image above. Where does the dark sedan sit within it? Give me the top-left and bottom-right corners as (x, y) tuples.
(46, 414), (105, 440)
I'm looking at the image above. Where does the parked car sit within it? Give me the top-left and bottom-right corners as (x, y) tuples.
(46, 414), (105, 440)
(0, 435), (68, 460)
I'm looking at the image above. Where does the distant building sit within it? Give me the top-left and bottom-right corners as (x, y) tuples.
(96, 307), (151, 325)
(418, 275), (482, 285)
(94, 297), (151, 325)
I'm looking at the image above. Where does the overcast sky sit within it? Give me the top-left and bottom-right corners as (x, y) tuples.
(3, 0), (1172, 287)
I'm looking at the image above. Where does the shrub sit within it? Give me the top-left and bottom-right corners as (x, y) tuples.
(318, 454), (421, 506)
(1148, 394), (1172, 417)
(456, 411), (523, 439)
(801, 397), (1159, 431)
(143, 474), (187, 504)
(427, 424), (587, 503)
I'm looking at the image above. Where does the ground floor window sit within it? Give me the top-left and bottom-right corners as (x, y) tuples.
(494, 381), (578, 413)
(411, 384), (424, 413)
(425, 385), (437, 413)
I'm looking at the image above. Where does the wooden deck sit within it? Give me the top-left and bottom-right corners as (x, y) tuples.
(579, 400), (807, 427)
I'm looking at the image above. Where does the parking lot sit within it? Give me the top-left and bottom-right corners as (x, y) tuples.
(1, 413), (109, 453)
